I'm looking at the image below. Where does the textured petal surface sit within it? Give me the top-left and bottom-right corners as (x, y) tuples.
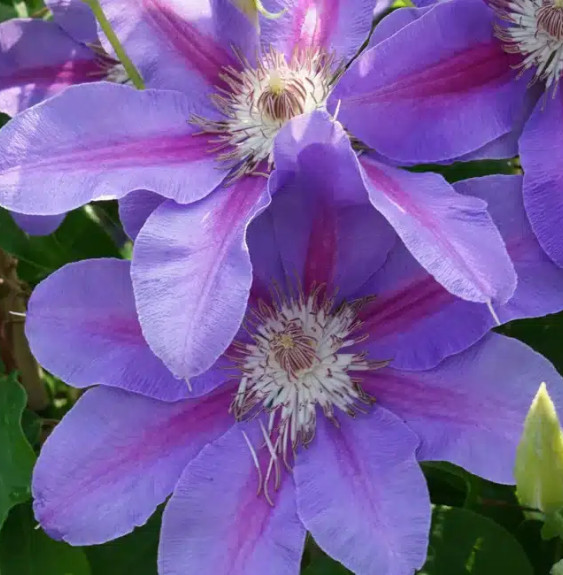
(0, 19), (103, 116)
(269, 111), (395, 296)
(119, 189), (165, 241)
(295, 409), (430, 575)
(26, 258), (189, 401)
(521, 93), (563, 267)
(33, 384), (234, 545)
(98, 0), (257, 101)
(159, 425), (306, 575)
(360, 154), (516, 304)
(10, 212), (65, 236)
(132, 177), (270, 379)
(0, 83), (228, 214)
(357, 174), (563, 371)
(261, 0), (376, 64)
(363, 334), (563, 484)
(45, 0), (98, 44)
(333, 0), (525, 163)
(369, 5), (428, 47)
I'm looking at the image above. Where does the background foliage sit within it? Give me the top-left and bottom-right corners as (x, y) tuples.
(0, 0), (562, 573)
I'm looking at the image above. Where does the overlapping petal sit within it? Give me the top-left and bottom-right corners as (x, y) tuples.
(363, 334), (563, 484)
(119, 189), (165, 241)
(356, 175), (563, 370)
(333, 0), (525, 163)
(33, 384), (234, 545)
(360, 154), (516, 304)
(132, 177), (270, 379)
(45, 0), (98, 44)
(261, 0), (376, 65)
(159, 425), (306, 575)
(10, 212), (66, 236)
(0, 19), (103, 116)
(270, 111), (396, 295)
(0, 83), (228, 215)
(295, 409), (430, 575)
(520, 94), (563, 267)
(98, 0), (257, 101)
(26, 258), (189, 401)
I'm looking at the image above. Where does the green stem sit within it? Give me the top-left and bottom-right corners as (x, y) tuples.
(13, 0), (28, 18)
(82, 0), (145, 90)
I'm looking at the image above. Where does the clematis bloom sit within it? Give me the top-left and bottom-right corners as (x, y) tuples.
(27, 119), (563, 575)
(0, 0), (128, 235)
(0, 0), (520, 378)
(396, 0), (563, 267)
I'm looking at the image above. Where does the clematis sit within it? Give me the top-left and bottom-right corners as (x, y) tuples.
(390, 0), (563, 267)
(27, 117), (563, 575)
(0, 0), (129, 235)
(0, 1), (519, 380)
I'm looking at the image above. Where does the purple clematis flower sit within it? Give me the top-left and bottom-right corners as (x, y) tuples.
(27, 121), (563, 574)
(0, 0), (128, 235)
(0, 1), (519, 379)
(389, 0), (563, 267)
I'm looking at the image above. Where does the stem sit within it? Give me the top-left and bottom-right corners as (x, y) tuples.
(12, 0), (28, 18)
(82, 0), (145, 90)
(0, 250), (48, 411)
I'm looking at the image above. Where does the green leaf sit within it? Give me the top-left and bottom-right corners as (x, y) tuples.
(0, 503), (91, 575)
(86, 507), (162, 575)
(0, 370), (36, 529)
(0, 206), (122, 285)
(303, 555), (351, 575)
(419, 506), (534, 574)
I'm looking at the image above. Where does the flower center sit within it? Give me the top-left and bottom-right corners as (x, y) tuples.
(230, 286), (387, 504)
(494, 0), (563, 91)
(193, 48), (334, 179)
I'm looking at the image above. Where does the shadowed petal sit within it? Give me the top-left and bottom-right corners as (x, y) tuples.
(98, 0), (257, 102)
(159, 425), (306, 575)
(45, 0), (98, 44)
(132, 177), (270, 379)
(360, 154), (516, 304)
(521, 93), (563, 267)
(26, 258), (189, 401)
(261, 0), (376, 64)
(0, 83), (228, 215)
(119, 190), (165, 241)
(363, 334), (563, 484)
(333, 0), (526, 163)
(10, 212), (65, 236)
(270, 111), (395, 296)
(33, 384), (234, 545)
(295, 409), (430, 575)
(0, 19), (104, 116)
(356, 175), (563, 371)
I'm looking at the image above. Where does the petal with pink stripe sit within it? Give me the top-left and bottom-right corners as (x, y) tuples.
(132, 176), (271, 379)
(261, 0), (376, 64)
(0, 83), (229, 215)
(0, 19), (104, 116)
(159, 424), (306, 575)
(359, 154), (516, 304)
(98, 0), (258, 104)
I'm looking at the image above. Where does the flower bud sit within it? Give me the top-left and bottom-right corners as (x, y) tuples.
(515, 383), (563, 515)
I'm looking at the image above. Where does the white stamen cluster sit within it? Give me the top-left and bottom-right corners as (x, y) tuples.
(193, 48), (335, 179)
(230, 287), (387, 504)
(494, 0), (563, 92)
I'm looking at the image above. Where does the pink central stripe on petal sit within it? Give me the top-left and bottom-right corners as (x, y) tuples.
(9, 132), (214, 173)
(364, 370), (519, 429)
(360, 275), (453, 339)
(143, 0), (235, 86)
(349, 42), (512, 105)
(292, 0), (339, 53)
(304, 202), (337, 293)
(0, 58), (106, 91)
